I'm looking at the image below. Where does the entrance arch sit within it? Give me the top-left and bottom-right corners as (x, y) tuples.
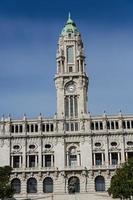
(11, 178), (21, 194)
(95, 176), (105, 191)
(68, 176), (80, 193)
(43, 177), (53, 193)
(27, 178), (37, 193)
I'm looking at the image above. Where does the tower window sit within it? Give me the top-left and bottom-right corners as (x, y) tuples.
(67, 46), (74, 63)
(65, 97), (69, 117)
(65, 96), (78, 118)
(70, 96), (74, 117)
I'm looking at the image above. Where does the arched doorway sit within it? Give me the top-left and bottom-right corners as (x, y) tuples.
(11, 178), (21, 194)
(27, 178), (37, 193)
(43, 177), (53, 193)
(95, 176), (105, 191)
(68, 176), (80, 193)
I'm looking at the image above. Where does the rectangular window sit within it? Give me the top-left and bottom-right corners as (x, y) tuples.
(69, 155), (77, 167)
(29, 155), (35, 167)
(111, 153), (118, 165)
(95, 153), (102, 165)
(69, 66), (73, 72)
(100, 122), (103, 130)
(75, 122), (78, 131)
(67, 46), (74, 63)
(115, 121), (119, 129)
(13, 156), (20, 168)
(91, 122), (94, 130)
(127, 152), (133, 159)
(45, 155), (51, 167)
(65, 123), (69, 131)
(71, 123), (74, 131)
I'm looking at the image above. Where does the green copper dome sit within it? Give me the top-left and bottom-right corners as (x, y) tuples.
(61, 13), (79, 36)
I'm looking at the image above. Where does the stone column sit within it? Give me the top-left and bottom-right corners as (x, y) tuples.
(51, 155), (54, 167)
(104, 136), (109, 167)
(109, 153), (112, 165)
(43, 155), (45, 167)
(19, 156), (22, 168)
(22, 138), (26, 169)
(77, 154), (80, 166)
(27, 155), (29, 168)
(35, 155), (38, 167)
(102, 153), (104, 165)
(66, 153), (69, 167)
(125, 152), (128, 161)
(11, 156), (13, 168)
(93, 153), (96, 166)
(38, 138), (42, 169)
(121, 135), (125, 163)
(118, 152), (120, 164)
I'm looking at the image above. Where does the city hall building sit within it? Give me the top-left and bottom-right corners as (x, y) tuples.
(0, 15), (133, 200)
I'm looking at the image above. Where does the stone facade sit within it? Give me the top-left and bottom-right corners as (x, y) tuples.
(0, 15), (133, 200)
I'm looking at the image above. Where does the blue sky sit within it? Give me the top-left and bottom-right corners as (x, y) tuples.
(0, 0), (133, 118)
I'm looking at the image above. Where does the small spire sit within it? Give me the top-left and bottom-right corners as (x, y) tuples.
(68, 12), (71, 20)
(103, 110), (107, 118)
(38, 113), (42, 120)
(1, 114), (4, 121)
(23, 113), (27, 120)
(119, 110), (122, 117)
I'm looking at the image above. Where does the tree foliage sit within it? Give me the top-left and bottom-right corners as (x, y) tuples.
(0, 166), (14, 200)
(108, 159), (133, 199)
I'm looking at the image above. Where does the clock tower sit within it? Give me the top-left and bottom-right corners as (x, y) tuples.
(55, 14), (89, 119)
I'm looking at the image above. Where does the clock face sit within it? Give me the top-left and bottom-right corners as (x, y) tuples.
(67, 84), (76, 93)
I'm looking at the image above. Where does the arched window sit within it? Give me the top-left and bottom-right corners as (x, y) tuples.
(95, 176), (105, 192)
(68, 176), (80, 193)
(27, 178), (37, 193)
(43, 177), (53, 193)
(69, 146), (77, 167)
(11, 178), (21, 194)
